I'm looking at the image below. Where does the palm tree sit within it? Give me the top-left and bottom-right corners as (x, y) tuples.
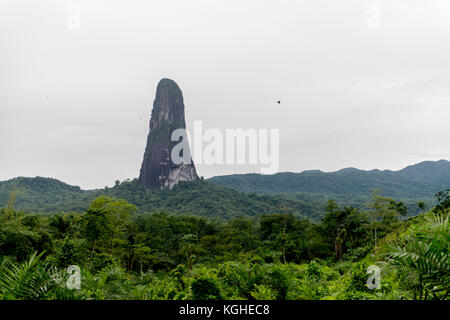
(49, 214), (73, 238)
(384, 212), (449, 300)
(0, 252), (79, 300)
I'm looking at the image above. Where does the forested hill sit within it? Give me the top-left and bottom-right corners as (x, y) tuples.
(397, 160), (450, 186)
(0, 178), (322, 221)
(0, 177), (90, 213)
(0, 160), (448, 220)
(207, 160), (450, 215)
(208, 160), (450, 198)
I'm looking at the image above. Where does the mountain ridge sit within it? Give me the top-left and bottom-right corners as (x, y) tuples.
(0, 177), (322, 221)
(0, 160), (448, 220)
(208, 160), (449, 198)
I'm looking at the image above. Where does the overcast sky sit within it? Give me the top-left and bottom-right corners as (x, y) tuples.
(1, 0), (450, 189)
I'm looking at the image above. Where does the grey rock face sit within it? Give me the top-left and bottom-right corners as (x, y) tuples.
(139, 78), (199, 189)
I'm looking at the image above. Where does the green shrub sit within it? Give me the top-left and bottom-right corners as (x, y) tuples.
(191, 277), (222, 300)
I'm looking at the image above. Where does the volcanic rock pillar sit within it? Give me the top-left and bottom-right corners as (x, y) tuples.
(139, 78), (199, 189)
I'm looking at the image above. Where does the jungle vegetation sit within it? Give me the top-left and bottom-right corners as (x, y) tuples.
(0, 188), (448, 300)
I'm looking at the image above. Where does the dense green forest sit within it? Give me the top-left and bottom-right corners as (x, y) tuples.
(2, 159), (449, 220)
(0, 178), (323, 221)
(209, 160), (450, 196)
(0, 188), (448, 300)
(209, 160), (450, 216)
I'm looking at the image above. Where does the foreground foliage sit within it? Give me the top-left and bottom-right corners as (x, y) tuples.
(0, 190), (448, 300)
